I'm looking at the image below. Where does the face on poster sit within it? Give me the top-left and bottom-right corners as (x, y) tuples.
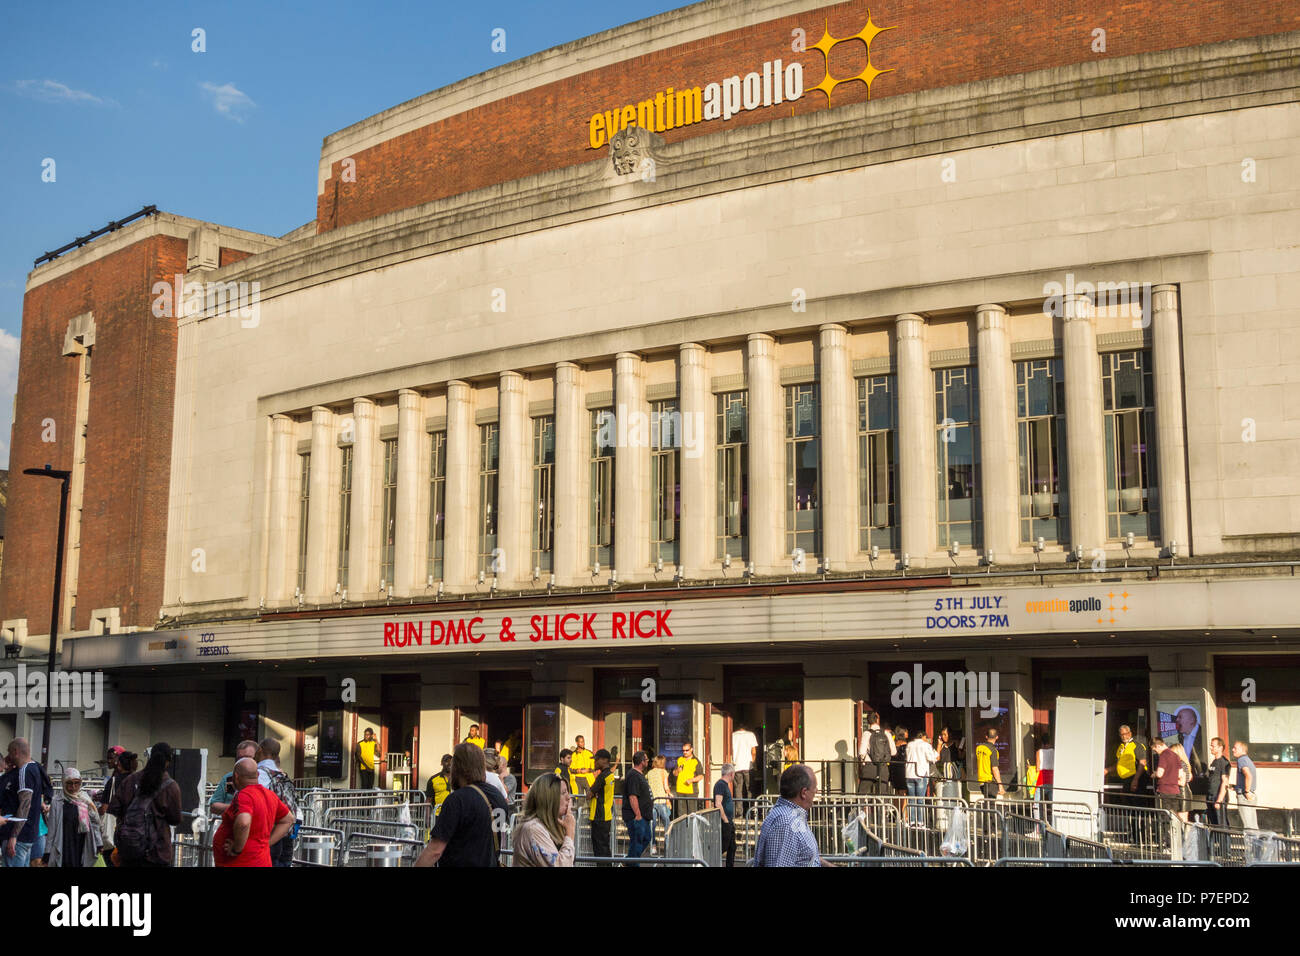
(1156, 701), (1204, 763)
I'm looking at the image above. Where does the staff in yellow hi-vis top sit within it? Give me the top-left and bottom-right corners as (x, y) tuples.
(355, 728), (381, 789)
(570, 735), (596, 795)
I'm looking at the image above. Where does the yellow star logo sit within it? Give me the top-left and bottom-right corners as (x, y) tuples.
(806, 10), (897, 104)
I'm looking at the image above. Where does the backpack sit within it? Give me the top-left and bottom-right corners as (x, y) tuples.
(262, 768), (300, 830)
(115, 791), (167, 865)
(868, 730), (892, 768)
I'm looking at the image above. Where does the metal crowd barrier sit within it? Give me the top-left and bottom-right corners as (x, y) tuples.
(294, 825), (345, 866)
(1096, 802), (1181, 861)
(823, 852), (972, 867)
(343, 833), (427, 866)
(665, 808), (722, 867)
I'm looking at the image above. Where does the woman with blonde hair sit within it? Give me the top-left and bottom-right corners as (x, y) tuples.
(645, 753), (672, 846)
(44, 768), (105, 868)
(1171, 742), (1193, 822)
(513, 772), (575, 867)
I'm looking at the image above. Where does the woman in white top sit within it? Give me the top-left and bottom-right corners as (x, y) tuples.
(1035, 731), (1055, 803)
(513, 773), (576, 867)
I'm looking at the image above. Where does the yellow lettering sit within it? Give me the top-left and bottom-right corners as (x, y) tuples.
(589, 112), (606, 149)
(637, 98), (654, 129)
(676, 87), (703, 127)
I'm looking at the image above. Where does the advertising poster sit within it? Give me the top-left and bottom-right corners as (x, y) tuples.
(1156, 699), (1206, 776)
(317, 709), (344, 778)
(658, 699), (693, 774)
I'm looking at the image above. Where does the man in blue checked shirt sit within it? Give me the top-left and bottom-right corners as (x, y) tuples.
(750, 763), (832, 867)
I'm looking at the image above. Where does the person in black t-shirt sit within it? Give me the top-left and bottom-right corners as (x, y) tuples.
(713, 763), (736, 867)
(415, 743), (509, 868)
(1206, 736), (1232, 826)
(622, 751), (654, 865)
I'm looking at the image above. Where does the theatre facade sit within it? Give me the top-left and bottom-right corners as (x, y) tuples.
(8, 0), (1300, 803)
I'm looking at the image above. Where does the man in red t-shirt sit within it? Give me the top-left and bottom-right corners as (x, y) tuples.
(213, 758), (293, 867)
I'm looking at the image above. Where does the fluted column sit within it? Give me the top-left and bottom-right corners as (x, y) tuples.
(305, 406), (334, 600)
(1063, 294), (1106, 553)
(393, 389), (423, 595)
(265, 414), (296, 603)
(818, 324), (855, 568)
(443, 381), (475, 589)
(1151, 284), (1189, 554)
(976, 304), (1017, 559)
(498, 371), (530, 585)
(348, 398), (377, 595)
(615, 352), (647, 575)
(678, 344), (714, 574)
(553, 363), (585, 584)
(896, 314), (935, 564)
(747, 333), (783, 572)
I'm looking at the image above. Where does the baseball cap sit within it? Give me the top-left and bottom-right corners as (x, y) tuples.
(107, 746), (126, 756)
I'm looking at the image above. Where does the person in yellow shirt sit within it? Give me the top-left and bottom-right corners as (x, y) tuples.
(976, 727), (1004, 800)
(570, 736), (595, 795)
(588, 749), (614, 865)
(671, 742), (704, 818)
(464, 724), (486, 749)
(424, 753), (452, 822)
(355, 728), (381, 789)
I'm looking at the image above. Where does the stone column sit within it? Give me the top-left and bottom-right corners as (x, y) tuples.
(443, 381), (475, 589)
(553, 362), (585, 585)
(896, 314), (935, 564)
(678, 343), (714, 574)
(393, 389), (423, 595)
(265, 414), (296, 604)
(976, 304), (1017, 560)
(747, 333), (783, 572)
(615, 352), (647, 575)
(305, 406), (335, 601)
(1151, 284), (1189, 554)
(818, 324), (855, 568)
(1062, 294), (1107, 553)
(348, 398), (377, 595)
(497, 371), (530, 586)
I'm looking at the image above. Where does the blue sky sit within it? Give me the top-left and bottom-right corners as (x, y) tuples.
(0, 0), (691, 467)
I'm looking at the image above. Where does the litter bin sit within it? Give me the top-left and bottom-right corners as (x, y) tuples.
(365, 842), (404, 867)
(298, 835), (335, 866)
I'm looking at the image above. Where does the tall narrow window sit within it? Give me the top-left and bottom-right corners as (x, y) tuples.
(935, 367), (981, 548)
(478, 423), (500, 574)
(784, 383), (820, 557)
(857, 375), (897, 552)
(337, 445), (353, 589)
(428, 431), (447, 581)
(716, 391), (748, 560)
(532, 416), (555, 573)
(650, 399), (680, 565)
(1102, 350), (1158, 540)
(590, 409), (615, 568)
(1016, 358), (1069, 545)
(297, 453), (311, 594)
(380, 439), (398, 587)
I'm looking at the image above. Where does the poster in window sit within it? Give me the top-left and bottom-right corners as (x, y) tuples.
(236, 705), (259, 746)
(657, 699), (693, 775)
(317, 709), (344, 778)
(1156, 700), (1206, 772)
(526, 701), (559, 785)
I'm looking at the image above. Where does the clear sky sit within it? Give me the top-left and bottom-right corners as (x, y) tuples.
(0, 0), (693, 467)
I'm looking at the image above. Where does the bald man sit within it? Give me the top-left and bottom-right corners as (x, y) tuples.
(213, 757), (293, 867)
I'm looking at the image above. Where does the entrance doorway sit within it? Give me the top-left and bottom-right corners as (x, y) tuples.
(594, 669), (658, 784)
(716, 666), (803, 797)
(479, 671), (530, 778)
(380, 674), (420, 792)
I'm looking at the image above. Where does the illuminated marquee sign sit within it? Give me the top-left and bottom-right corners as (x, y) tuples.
(587, 8), (896, 150)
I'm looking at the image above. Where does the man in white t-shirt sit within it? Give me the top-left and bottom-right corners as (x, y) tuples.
(904, 731), (939, 824)
(731, 725), (758, 799)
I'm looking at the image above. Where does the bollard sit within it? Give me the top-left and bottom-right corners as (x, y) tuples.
(365, 842), (404, 867)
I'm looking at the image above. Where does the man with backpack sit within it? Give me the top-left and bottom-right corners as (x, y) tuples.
(255, 738), (299, 867)
(858, 713), (895, 795)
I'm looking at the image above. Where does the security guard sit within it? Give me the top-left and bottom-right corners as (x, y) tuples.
(1106, 724), (1149, 797)
(424, 753), (453, 816)
(975, 728), (1004, 799)
(671, 742), (705, 817)
(554, 748), (576, 793)
(355, 728), (380, 789)
(570, 736), (596, 795)
(464, 724), (486, 749)
(588, 749), (615, 864)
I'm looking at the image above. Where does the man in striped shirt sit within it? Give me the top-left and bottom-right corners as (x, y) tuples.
(750, 764), (830, 867)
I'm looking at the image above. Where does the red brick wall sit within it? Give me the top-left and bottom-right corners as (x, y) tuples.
(1, 235), (185, 635)
(219, 247), (253, 267)
(317, 0), (1300, 232)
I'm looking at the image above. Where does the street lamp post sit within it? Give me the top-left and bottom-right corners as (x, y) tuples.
(21, 464), (72, 769)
